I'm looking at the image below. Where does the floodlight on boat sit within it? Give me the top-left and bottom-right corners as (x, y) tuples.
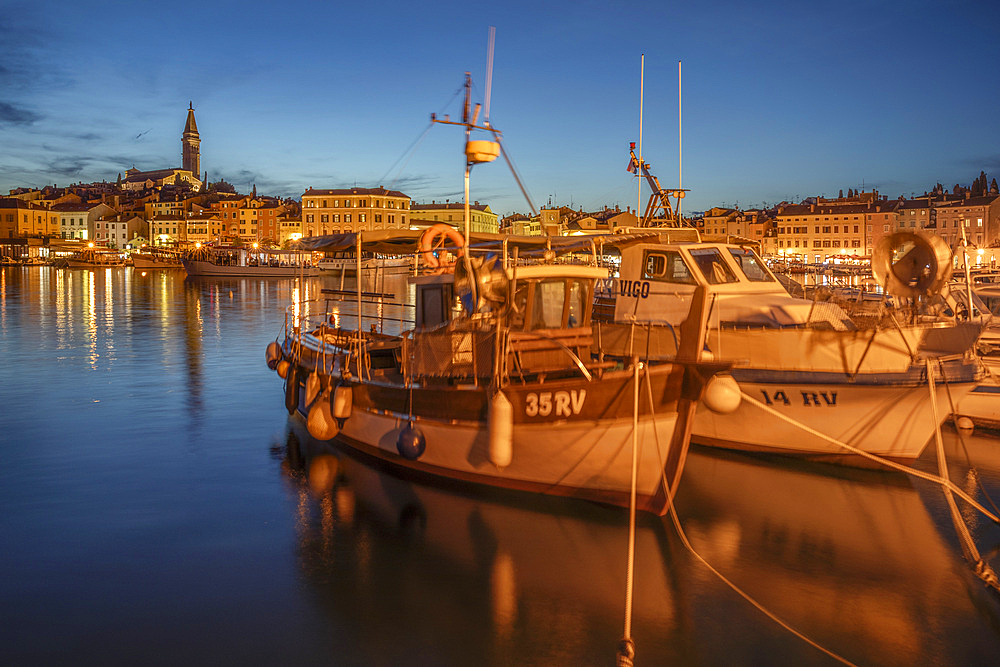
(466, 140), (500, 164)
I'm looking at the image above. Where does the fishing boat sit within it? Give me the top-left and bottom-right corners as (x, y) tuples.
(182, 244), (321, 277)
(591, 230), (986, 464)
(130, 247), (185, 270)
(265, 67), (729, 512)
(268, 228), (731, 512)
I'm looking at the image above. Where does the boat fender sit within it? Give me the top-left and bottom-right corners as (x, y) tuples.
(396, 421), (426, 460)
(487, 391), (514, 468)
(332, 384), (353, 420)
(956, 416), (975, 431)
(276, 359), (290, 379)
(702, 374), (742, 414)
(307, 392), (340, 441)
(265, 341), (282, 370)
(304, 372), (322, 408)
(285, 366), (300, 415)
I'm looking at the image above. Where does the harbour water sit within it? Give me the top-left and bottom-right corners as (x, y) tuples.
(3, 266), (1000, 665)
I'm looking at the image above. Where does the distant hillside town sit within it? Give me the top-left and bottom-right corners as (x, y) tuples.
(3, 105), (999, 265)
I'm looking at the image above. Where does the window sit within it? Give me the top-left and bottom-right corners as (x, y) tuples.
(688, 248), (738, 284)
(643, 250), (695, 284)
(727, 247), (774, 282)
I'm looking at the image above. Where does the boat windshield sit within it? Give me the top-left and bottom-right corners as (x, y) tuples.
(727, 247), (775, 282)
(689, 248), (739, 285)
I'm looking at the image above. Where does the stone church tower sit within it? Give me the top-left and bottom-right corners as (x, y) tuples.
(182, 103), (200, 177)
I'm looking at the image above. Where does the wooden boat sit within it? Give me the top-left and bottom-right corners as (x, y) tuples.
(182, 245), (321, 277)
(266, 69), (726, 511)
(591, 231), (985, 464)
(131, 247), (185, 270)
(268, 230), (726, 512)
(52, 247), (127, 268)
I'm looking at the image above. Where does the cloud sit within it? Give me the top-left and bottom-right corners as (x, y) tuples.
(0, 101), (39, 125)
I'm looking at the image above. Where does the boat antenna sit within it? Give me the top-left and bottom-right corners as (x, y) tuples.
(637, 54), (644, 224)
(677, 59), (682, 221)
(484, 25), (495, 127)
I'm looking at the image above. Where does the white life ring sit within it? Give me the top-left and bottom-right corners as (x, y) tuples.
(419, 223), (465, 274)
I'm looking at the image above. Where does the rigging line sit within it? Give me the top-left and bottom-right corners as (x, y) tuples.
(638, 368), (854, 665)
(740, 391), (1000, 525)
(380, 122), (434, 186)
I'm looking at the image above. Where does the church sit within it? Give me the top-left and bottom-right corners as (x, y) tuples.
(120, 104), (204, 192)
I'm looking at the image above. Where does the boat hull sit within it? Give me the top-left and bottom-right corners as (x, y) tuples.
(287, 364), (691, 511)
(692, 375), (976, 463)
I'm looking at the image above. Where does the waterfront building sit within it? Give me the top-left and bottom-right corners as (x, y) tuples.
(52, 203), (94, 240)
(410, 201), (498, 233)
(92, 214), (145, 248)
(301, 187), (410, 236)
(930, 194), (1000, 249)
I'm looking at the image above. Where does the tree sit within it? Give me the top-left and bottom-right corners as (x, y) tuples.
(992, 178), (998, 195)
(839, 189), (844, 198)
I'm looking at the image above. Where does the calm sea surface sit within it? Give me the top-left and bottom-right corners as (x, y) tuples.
(2, 265), (1000, 665)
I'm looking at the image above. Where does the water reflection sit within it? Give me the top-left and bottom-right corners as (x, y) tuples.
(278, 422), (1000, 664)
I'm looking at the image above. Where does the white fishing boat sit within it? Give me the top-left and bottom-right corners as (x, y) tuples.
(592, 230), (986, 464)
(182, 244), (321, 277)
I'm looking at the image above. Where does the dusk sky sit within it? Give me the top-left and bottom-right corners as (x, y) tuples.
(2, 0), (999, 216)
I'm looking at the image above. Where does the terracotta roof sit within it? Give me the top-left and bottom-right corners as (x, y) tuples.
(303, 187), (408, 199)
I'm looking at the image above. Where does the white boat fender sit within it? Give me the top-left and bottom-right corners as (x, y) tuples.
(265, 341), (282, 370)
(956, 416), (975, 431)
(304, 372), (322, 408)
(332, 384), (353, 420)
(285, 366), (300, 415)
(487, 391), (514, 468)
(276, 359), (290, 379)
(702, 374), (742, 414)
(307, 392), (340, 441)
(396, 421), (426, 460)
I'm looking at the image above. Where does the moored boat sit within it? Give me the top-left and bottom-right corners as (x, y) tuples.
(592, 231), (985, 464)
(52, 246), (127, 268)
(131, 247), (185, 269)
(182, 245), (321, 277)
(268, 233), (726, 512)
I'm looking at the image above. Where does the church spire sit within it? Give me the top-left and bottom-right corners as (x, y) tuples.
(182, 103), (200, 176)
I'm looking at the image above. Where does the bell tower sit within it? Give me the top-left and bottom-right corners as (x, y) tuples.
(182, 102), (200, 177)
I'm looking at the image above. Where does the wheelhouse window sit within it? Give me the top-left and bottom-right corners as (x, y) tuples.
(511, 278), (590, 331)
(689, 248), (738, 284)
(642, 250), (695, 284)
(727, 247), (775, 282)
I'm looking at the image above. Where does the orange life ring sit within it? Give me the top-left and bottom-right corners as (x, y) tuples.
(419, 223), (465, 273)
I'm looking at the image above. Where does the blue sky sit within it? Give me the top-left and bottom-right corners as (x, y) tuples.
(2, 0), (999, 216)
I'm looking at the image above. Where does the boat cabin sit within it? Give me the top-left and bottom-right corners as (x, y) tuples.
(408, 263), (609, 381)
(613, 241), (853, 330)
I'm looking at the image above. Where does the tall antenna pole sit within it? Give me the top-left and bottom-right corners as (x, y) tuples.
(484, 26), (495, 126)
(638, 54), (644, 223)
(677, 60), (682, 221)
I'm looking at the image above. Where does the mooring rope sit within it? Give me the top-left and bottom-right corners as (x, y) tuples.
(739, 393), (1000, 525)
(926, 360), (1000, 588)
(617, 360), (641, 667)
(638, 367), (855, 665)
